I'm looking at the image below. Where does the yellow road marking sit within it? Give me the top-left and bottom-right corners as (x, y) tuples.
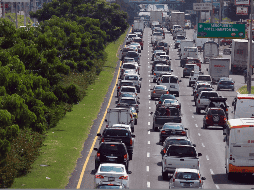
(76, 61), (122, 189)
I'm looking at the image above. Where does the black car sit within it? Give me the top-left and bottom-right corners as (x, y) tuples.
(160, 136), (195, 158)
(94, 142), (129, 171)
(203, 108), (227, 129)
(205, 97), (229, 119)
(97, 128), (135, 160)
(183, 64), (197, 78)
(159, 122), (188, 143)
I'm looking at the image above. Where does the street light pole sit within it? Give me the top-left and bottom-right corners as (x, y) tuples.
(247, 0), (253, 94)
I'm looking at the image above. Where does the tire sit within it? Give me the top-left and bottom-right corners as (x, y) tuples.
(137, 88), (140, 93)
(153, 79), (156, 83)
(95, 161), (99, 170)
(129, 153), (132, 161)
(183, 74), (185, 78)
(196, 107), (200, 114)
(232, 88), (234, 91)
(125, 161), (129, 171)
(151, 96), (154, 100)
(134, 119), (137, 125)
(162, 169), (168, 180)
(189, 82), (191, 87)
(131, 127), (134, 133)
(227, 172), (234, 180)
(217, 88), (220, 91)
(175, 92), (179, 97)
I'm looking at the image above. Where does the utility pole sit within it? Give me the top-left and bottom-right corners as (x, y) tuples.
(211, 0), (214, 23)
(247, 0), (253, 94)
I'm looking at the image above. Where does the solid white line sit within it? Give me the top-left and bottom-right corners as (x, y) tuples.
(210, 169), (214, 175)
(147, 181), (150, 188)
(149, 107), (151, 109)
(202, 143), (205, 147)
(149, 101), (150, 103)
(148, 122), (150, 125)
(147, 152), (150, 157)
(148, 131), (150, 134)
(192, 115), (194, 118)
(215, 184), (220, 189)
(146, 166), (149, 172)
(149, 84), (151, 86)
(148, 141), (150, 144)
(198, 133), (201, 136)
(206, 155), (209, 160)
(195, 124), (198, 128)
(148, 89), (150, 91)
(148, 95), (150, 97)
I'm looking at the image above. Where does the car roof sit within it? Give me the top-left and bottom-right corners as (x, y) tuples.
(166, 136), (188, 140)
(175, 168), (200, 173)
(98, 163), (126, 167)
(120, 97), (136, 100)
(120, 80), (134, 83)
(121, 86), (136, 89)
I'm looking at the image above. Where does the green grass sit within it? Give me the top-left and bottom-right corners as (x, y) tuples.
(238, 85), (254, 94)
(10, 28), (129, 189)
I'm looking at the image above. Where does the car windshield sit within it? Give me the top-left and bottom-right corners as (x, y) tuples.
(185, 65), (194, 69)
(155, 66), (170, 71)
(155, 86), (167, 90)
(153, 33), (163, 36)
(120, 99), (136, 104)
(134, 39), (142, 42)
(167, 146), (197, 157)
(100, 166), (125, 173)
(123, 64), (136, 69)
(184, 48), (197, 52)
(161, 94), (176, 100)
(166, 139), (191, 146)
(175, 172), (199, 180)
(125, 75), (138, 80)
(121, 88), (135, 92)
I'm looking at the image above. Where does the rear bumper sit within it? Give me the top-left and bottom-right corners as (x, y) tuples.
(229, 164), (254, 173)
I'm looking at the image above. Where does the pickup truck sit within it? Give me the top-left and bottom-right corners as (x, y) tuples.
(196, 91), (219, 114)
(151, 106), (181, 131)
(97, 128), (135, 160)
(162, 144), (202, 180)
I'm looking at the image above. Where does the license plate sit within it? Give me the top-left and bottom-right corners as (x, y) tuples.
(170, 85), (175, 88)
(214, 124), (218, 126)
(182, 183), (190, 187)
(108, 158), (116, 162)
(108, 177), (115, 181)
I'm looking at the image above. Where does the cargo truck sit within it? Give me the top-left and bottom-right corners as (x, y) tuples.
(132, 20), (144, 34)
(208, 58), (230, 83)
(169, 12), (185, 32)
(150, 11), (163, 26)
(203, 41), (219, 64)
(231, 39), (254, 74)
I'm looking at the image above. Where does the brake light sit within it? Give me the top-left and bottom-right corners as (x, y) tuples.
(224, 117), (227, 121)
(97, 153), (100, 157)
(166, 91), (169, 94)
(206, 116), (208, 120)
(161, 130), (166, 134)
(101, 138), (104, 142)
(130, 138), (133, 146)
(159, 101), (162, 104)
(95, 175), (104, 179)
(226, 108), (228, 112)
(173, 178), (175, 182)
(154, 73), (156, 76)
(119, 176), (128, 180)
(106, 125), (108, 128)
(176, 105), (180, 108)
(219, 82), (222, 84)
(231, 83), (234, 85)
(181, 131), (186, 135)
(118, 86), (120, 89)
(153, 90), (156, 94)
(124, 154), (128, 160)
(198, 100), (200, 104)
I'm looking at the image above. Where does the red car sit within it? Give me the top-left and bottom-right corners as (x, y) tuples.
(203, 108), (227, 129)
(186, 57), (201, 70)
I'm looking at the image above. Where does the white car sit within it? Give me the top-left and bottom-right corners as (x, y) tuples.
(129, 42), (141, 53)
(94, 163), (131, 189)
(169, 168), (206, 189)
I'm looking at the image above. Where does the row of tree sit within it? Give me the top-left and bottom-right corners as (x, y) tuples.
(0, 0), (129, 187)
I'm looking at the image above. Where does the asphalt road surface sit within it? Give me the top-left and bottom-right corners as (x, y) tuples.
(65, 27), (254, 189)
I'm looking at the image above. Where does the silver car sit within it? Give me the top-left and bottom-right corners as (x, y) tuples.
(150, 85), (169, 100)
(117, 97), (140, 113)
(169, 168), (206, 189)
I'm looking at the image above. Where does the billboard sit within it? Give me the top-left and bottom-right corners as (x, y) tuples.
(235, 0), (250, 5)
(236, 6), (248, 15)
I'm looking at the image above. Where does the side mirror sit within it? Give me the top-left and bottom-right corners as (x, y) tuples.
(206, 68), (208, 71)
(94, 148), (98, 151)
(201, 177), (206, 180)
(179, 80), (182, 82)
(116, 84), (118, 86)
(131, 134), (135, 138)
(138, 102), (140, 104)
(128, 171), (132, 174)
(223, 136), (226, 142)
(198, 153), (202, 157)
(185, 128), (188, 130)
(97, 133), (101, 137)
(105, 119), (107, 122)
(150, 112), (153, 115)
(193, 144), (196, 147)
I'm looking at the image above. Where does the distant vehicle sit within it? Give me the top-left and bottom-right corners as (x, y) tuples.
(203, 107), (227, 129)
(233, 94), (254, 119)
(203, 41), (219, 64)
(217, 77), (234, 91)
(208, 58), (230, 84)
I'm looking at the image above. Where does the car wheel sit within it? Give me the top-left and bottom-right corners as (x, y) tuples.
(129, 153), (132, 161)
(162, 169), (168, 180)
(232, 88), (234, 91)
(175, 92), (179, 97)
(153, 79), (156, 83)
(131, 127), (134, 132)
(217, 88), (220, 91)
(125, 161), (129, 171)
(137, 88), (140, 93)
(151, 96), (154, 100)
(196, 107), (200, 114)
(194, 101), (196, 106)
(183, 75), (185, 78)
(134, 119), (137, 125)
(228, 172), (235, 180)
(95, 161), (99, 170)
(188, 82), (191, 87)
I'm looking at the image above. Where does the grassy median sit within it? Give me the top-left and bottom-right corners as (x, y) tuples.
(11, 28), (129, 189)
(238, 85), (254, 94)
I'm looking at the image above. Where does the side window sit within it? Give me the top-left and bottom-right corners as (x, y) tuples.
(226, 125), (230, 146)
(162, 77), (169, 83)
(170, 77), (178, 83)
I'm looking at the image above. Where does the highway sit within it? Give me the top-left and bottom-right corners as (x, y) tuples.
(66, 27), (254, 189)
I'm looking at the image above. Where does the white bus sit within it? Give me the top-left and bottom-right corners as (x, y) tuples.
(233, 94), (254, 119)
(223, 118), (254, 180)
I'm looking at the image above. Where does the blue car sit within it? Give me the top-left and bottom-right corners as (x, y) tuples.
(217, 78), (234, 91)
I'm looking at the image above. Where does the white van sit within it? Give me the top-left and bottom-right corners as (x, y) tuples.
(233, 94), (254, 119)
(157, 74), (181, 97)
(223, 118), (254, 180)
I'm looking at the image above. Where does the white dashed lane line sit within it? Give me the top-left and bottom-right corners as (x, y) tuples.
(206, 155), (209, 160)
(146, 166), (149, 172)
(202, 143), (205, 147)
(148, 141), (150, 145)
(195, 124), (198, 128)
(148, 122), (150, 125)
(147, 152), (150, 157)
(198, 133), (201, 136)
(148, 131), (150, 134)
(192, 115), (194, 118)
(210, 169), (214, 175)
(147, 181), (150, 188)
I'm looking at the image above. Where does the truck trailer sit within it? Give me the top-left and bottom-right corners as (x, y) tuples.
(209, 58), (230, 83)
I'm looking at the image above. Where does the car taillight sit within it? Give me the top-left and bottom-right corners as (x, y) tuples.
(226, 108), (228, 112)
(229, 154), (235, 161)
(223, 117), (227, 121)
(97, 153), (100, 157)
(95, 175), (104, 179)
(130, 138), (133, 146)
(172, 178), (175, 182)
(119, 176), (128, 180)
(231, 83), (234, 85)
(181, 131), (186, 135)
(153, 90), (156, 94)
(166, 91), (169, 94)
(118, 86), (120, 89)
(159, 101), (161, 104)
(124, 154), (128, 160)
(101, 138), (104, 142)
(161, 130), (166, 134)
(176, 105), (180, 108)
(196, 94), (199, 97)
(198, 100), (200, 104)
(106, 125), (108, 128)
(206, 116), (208, 120)
(219, 82), (222, 84)
(154, 73), (156, 76)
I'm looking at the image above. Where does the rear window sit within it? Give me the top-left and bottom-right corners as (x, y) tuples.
(134, 38), (142, 42)
(103, 129), (130, 137)
(123, 64), (136, 69)
(162, 124), (183, 130)
(153, 33), (163, 36)
(99, 143), (127, 154)
(170, 77), (178, 83)
(208, 109), (225, 115)
(184, 48), (197, 52)
(177, 36), (185, 40)
(121, 82), (133, 86)
(125, 75), (138, 80)
(156, 107), (179, 116)
(100, 165), (125, 173)
(175, 172), (199, 180)
(128, 34), (136, 38)
(200, 92), (218, 98)
(120, 99), (136, 104)
(121, 87), (135, 92)
(155, 86), (167, 90)
(167, 146), (197, 157)
(220, 81), (233, 85)
(166, 139), (191, 146)
(198, 76), (211, 81)
(185, 65), (194, 69)
(155, 66), (170, 71)
(161, 94), (176, 100)
(127, 52), (139, 58)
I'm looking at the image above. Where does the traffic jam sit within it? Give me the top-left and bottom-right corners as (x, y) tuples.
(91, 16), (254, 189)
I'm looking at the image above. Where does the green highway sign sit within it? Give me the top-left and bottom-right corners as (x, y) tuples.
(197, 23), (245, 39)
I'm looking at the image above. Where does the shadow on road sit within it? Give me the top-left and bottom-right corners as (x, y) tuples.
(211, 173), (254, 185)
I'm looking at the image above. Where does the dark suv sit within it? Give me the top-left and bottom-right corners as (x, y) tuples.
(97, 128), (135, 160)
(203, 108), (227, 129)
(94, 142), (129, 171)
(183, 64), (197, 78)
